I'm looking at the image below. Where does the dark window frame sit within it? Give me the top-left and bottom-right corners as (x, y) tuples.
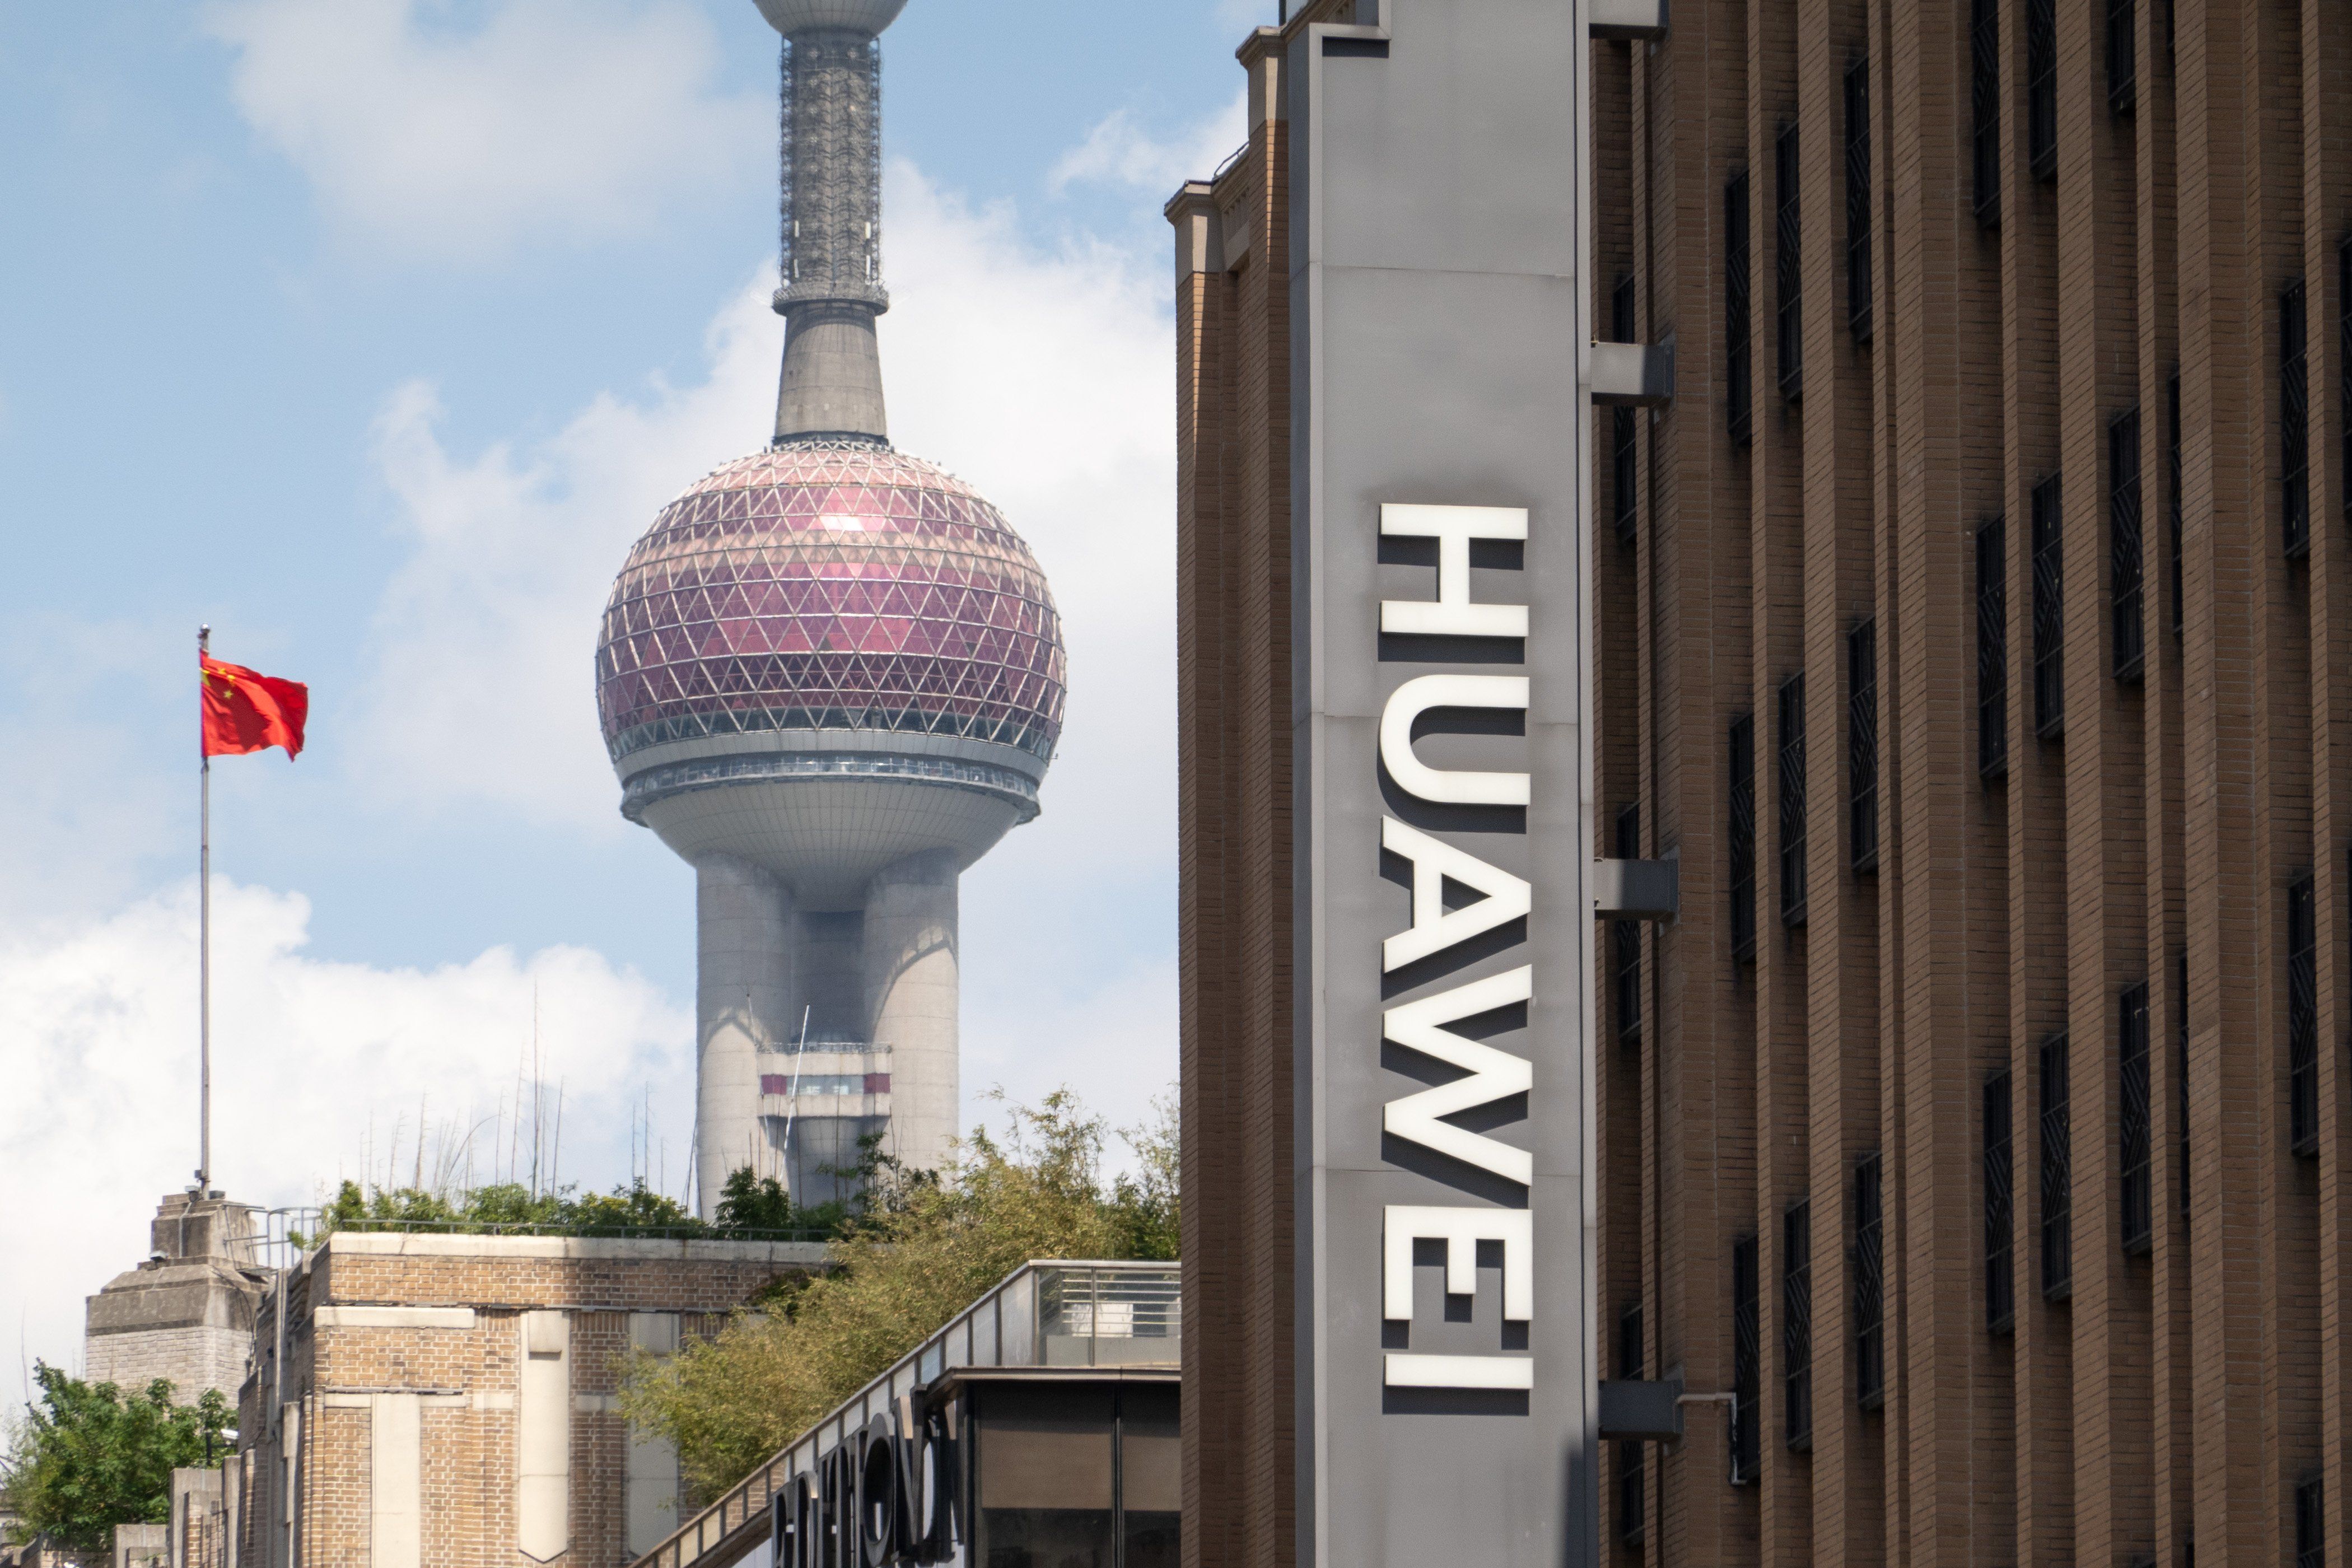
(1779, 673), (1808, 926)
(2341, 239), (2350, 522)
(2112, 407), (2145, 682)
(1731, 715), (1757, 963)
(1972, 0), (2002, 224)
(1849, 620), (1879, 871)
(1854, 1154), (1886, 1408)
(2284, 279), (2310, 558)
(2299, 1475), (2325, 1568)
(1728, 171), (1754, 447)
(1784, 1198), (1813, 1451)
(2121, 982), (2153, 1254)
(2178, 951), (2192, 1219)
(2042, 1032), (2074, 1301)
(1617, 1302), (1646, 1544)
(2107, 0), (2137, 113)
(1732, 1236), (1762, 1485)
(1986, 1070), (2016, 1333)
(1845, 57), (1873, 342)
(2033, 477), (2065, 740)
(1613, 804), (1642, 1048)
(2290, 870), (2318, 1157)
(1980, 519), (2010, 778)
(2028, 0), (2058, 181)
(1776, 122), (1803, 400)
(2169, 370), (2185, 644)
(1613, 275), (1639, 548)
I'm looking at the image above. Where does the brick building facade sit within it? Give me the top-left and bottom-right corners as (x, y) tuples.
(234, 1232), (822, 1568)
(1172, 3), (2352, 1568)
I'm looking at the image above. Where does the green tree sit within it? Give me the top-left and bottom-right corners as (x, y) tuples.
(1, 1365), (234, 1558)
(617, 1090), (1180, 1501)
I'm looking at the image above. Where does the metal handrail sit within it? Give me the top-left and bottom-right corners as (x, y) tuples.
(630, 1259), (1180, 1568)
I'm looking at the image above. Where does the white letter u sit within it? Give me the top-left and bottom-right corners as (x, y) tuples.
(1379, 674), (1531, 805)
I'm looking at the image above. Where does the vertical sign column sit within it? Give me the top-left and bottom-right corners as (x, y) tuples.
(1289, 2), (1595, 1566)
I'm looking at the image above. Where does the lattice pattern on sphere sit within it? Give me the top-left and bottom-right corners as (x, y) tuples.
(598, 440), (1066, 763)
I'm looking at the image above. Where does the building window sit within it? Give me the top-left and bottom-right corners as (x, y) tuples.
(1784, 1198), (1813, 1450)
(1732, 1236), (1761, 1485)
(1987, 1070), (2016, 1333)
(1613, 276), (1639, 547)
(1618, 1302), (1645, 1544)
(2042, 1032), (2073, 1300)
(2169, 370), (2185, 642)
(1731, 716), (1757, 963)
(1972, 0), (2001, 224)
(2299, 1476), (2325, 1568)
(2033, 477), (2065, 740)
(2178, 950), (2192, 1219)
(1980, 519), (2009, 777)
(2028, 0), (2058, 181)
(1849, 620), (1879, 871)
(1729, 171), (1754, 447)
(2121, 982), (2153, 1254)
(2112, 408), (2144, 682)
(1845, 58), (1873, 342)
(1779, 673), (1808, 926)
(2291, 871), (2318, 1157)
(1854, 1154), (1886, 1407)
(2283, 280), (2309, 558)
(2107, 0), (2137, 112)
(1776, 123), (1803, 399)
(1614, 804), (1642, 1048)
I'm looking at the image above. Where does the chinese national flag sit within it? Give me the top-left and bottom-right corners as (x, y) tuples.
(201, 654), (309, 759)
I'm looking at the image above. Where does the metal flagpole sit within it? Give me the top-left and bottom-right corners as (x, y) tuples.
(197, 624), (212, 1195)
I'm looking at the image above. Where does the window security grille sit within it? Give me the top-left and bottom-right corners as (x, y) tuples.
(1613, 276), (1639, 547)
(2028, 0), (2058, 181)
(1849, 620), (1879, 871)
(1845, 58), (1873, 342)
(2283, 280), (2309, 558)
(2291, 871), (2318, 1156)
(1777, 123), (1803, 399)
(2121, 982), (2153, 1254)
(1784, 1198), (1813, 1449)
(1854, 1154), (1886, 1407)
(1986, 1071), (2016, 1333)
(2112, 408), (2144, 682)
(1732, 1236), (1761, 1484)
(2107, 0), (2137, 113)
(1780, 674), (1808, 926)
(1614, 804), (1642, 1047)
(2299, 1476), (2325, 1568)
(1980, 520), (2009, 777)
(2178, 951), (2192, 1219)
(2042, 1033), (2074, 1300)
(1618, 1303), (1645, 1544)
(1972, 0), (2001, 224)
(1732, 716), (1758, 963)
(1729, 171), (1754, 447)
(2169, 370), (2185, 642)
(2033, 478), (2065, 740)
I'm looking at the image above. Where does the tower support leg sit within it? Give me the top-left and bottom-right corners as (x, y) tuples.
(862, 850), (960, 1182)
(695, 855), (796, 1218)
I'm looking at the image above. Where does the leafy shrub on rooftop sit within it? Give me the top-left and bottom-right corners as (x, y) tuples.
(0, 1365), (234, 1558)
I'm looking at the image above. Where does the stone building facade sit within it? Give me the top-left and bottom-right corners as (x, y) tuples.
(84, 1192), (272, 1406)
(234, 1231), (823, 1568)
(1172, 2), (2352, 1568)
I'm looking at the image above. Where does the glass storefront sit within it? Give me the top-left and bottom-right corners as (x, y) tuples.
(967, 1379), (1179, 1568)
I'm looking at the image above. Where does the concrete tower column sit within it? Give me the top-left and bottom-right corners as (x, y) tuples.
(695, 855), (796, 1217)
(861, 850), (959, 1178)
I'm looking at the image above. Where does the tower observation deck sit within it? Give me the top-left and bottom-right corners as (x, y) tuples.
(596, 0), (1065, 1214)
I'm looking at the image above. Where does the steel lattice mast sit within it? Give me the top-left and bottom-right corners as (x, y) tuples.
(757, 0), (906, 445)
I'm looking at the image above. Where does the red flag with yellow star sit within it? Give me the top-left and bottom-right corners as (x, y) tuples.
(201, 654), (308, 759)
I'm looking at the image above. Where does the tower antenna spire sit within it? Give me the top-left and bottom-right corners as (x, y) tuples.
(757, 0), (908, 446)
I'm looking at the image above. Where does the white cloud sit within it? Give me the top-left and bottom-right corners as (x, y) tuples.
(0, 878), (691, 1385)
(205, 0), (767, 264)
(1048, 90), (1248, 197)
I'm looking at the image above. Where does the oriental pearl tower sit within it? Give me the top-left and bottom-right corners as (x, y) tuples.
(596, 0), (1066, 1214)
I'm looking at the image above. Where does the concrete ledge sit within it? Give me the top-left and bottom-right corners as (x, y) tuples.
(316, 1306), (477, 1329)
(325, 1233), (832, 1266)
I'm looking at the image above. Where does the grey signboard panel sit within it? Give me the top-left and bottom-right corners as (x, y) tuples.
(1289, 3), (1595, 1566)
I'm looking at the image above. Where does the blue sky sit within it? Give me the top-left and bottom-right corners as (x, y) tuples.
(0, 0), (1263, 1388)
